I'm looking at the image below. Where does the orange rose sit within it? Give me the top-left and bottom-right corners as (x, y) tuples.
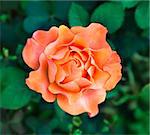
(22, 23), (122, 117)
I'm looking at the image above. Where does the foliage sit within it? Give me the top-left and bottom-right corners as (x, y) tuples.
(0, 0), (149, 135)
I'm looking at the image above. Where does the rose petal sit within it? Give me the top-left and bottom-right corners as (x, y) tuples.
(92, 47), (112, 69)
(93, 69), (110, 89)
(71, 26), (86, 34)
(55, 65), (66, 83)
(58, 25), (74, 43)
(33, 26), (58, 47)
(48, 83), (81, 104)
(57, 89), (106, 117)
(71, 35), (89, 48)
(59, 81), (80, 92)
(26, 53), (55, 102)
(73, 23), (109, 50)
(103, 63), (122, 90)
(48, 60), (57, 83)
(62, 61), (82, 83)
(75, 78), (92, 88)
(87, 66), (95, 77)
(70, 46), (88, 61)
(52, 47), (69, 60)
(44, 25), (74, 58)
(105, 51), (121, 65)
(22, 38), (44, 69)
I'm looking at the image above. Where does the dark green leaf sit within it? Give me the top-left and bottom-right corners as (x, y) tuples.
(72, 116), (82, 127)
(101, 126), (109, 132)
(135, 2), (149, 29)
(53, 1), (72, 21)
(23, 15), (50, 33)
(139, 84), (150, 105)
(73, 129), (82, 135)
(69, 3), (89, 26)
(21, 1), (51, 16)
(91, 2), (125, 33)
(121, 0), (138, 9)
(0, 67), (32, 109)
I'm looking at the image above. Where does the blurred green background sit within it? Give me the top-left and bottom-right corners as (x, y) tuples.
(0, 0), (149, 135)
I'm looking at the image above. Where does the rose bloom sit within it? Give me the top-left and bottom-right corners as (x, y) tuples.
(22, 23), (122, 117)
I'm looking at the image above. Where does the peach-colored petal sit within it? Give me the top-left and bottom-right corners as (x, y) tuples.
(44, 25), (74, 58)
(87, 66), (95, 77)
(54, 50), (71, 65)
(85, 57), (91, 70)
(48, 60), (57, 83)
(71, 35), (89, 48)
(71, 26), (86, 34)
(59, 81), (80, 92)
(93, 69), (110, 89)
(58, 25), (74, 43)
(33, 26), (58, 47)
(22, 38), (44, 69)
(75, 78), (92, 88)
(57, 89), (106, 117)
(70, 46), (88, 61)
(26, 53), (55, 102)
(52, 47), (69, 60)
(105, 51), (121, 65)
(92, 47), (112, 69)
(62, 61), (82, 83)
(103, 63), (122, 90)
(73, 23), (109, 50)
(55, 65), (66, 83)
(48, 83), (81, 104)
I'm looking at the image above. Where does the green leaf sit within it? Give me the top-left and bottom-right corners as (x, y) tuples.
(21, 1), (51, 16)
(73, 129), (82, 135)
(91, 2), (125, 33)
(72, 116), (82, 127)
(69, 3), (89, 26)
(53, 1), (72, 21)
(139, 84), (150, 105)
(135, 2), (149, 29)
(23, 15), (50, 33)
(121, 0), (138, 9)
(101, 126), (109, 132)
(25, 116), (41, 132)
(0, 67), (32, 109)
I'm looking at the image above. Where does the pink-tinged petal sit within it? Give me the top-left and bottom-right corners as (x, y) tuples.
(57, 89), (106, 117)
(48, 83), (81, 104)
(103, 63), (122, 90)
(87, 66), (95, 77)
(22, 38), (44, 69)
(26, 53), (55, 102)
(59, 81), (80, 92)
(48, 60), (57, 83)
(75, 78), (92, 88)
(52, 47), (69, 60)
(53, 49), (71, 65)
(33, 26), (58, 47)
